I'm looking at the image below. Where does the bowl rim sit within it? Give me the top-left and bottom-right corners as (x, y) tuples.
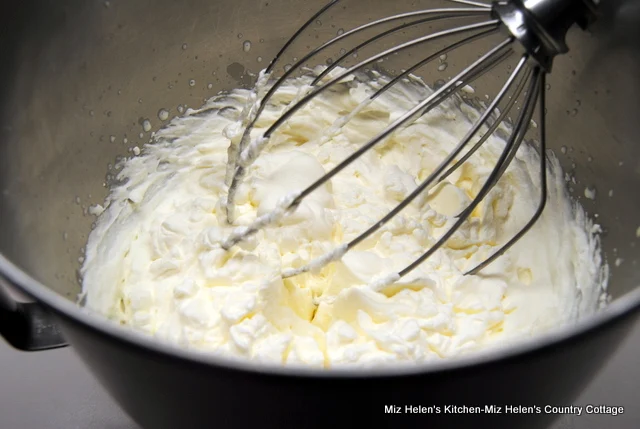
(1, 251), (639, 377)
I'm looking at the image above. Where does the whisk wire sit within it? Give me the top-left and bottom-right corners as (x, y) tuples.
(312, 11), (493, 84)
(256, 8), (491, 131)
(221, 0), (594, 280)
(446, 0), (492, 8)
(265, 0), (341, 74)
(291, 37), (512, 203)
(347, 54), (529, 250)
(465, 71), (547, 275)
(226, 7), (492, 213)
(282, 52), (529, 279)
(393, 66), (542, 281)
(436, 68), (533, 184)
(354, 27), (499, 103)
(222, 36), (511, 252)
(261, 21), (499, 141)
(224, 19), (500, 220)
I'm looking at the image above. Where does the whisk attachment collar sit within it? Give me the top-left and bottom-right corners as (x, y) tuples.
(493, 0), (599, 71)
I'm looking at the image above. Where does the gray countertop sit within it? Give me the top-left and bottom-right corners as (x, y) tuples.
(1, 321), (638, 429)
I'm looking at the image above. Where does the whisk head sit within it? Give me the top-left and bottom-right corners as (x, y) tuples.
(219, 0), (597, 287)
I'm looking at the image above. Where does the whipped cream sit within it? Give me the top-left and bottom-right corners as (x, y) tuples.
(80, 66), (608, 368)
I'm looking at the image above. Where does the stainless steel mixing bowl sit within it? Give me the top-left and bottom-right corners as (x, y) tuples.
(1, 1), (639, 428)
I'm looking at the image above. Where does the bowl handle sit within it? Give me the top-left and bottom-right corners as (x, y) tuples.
(0, 277), (68, 351)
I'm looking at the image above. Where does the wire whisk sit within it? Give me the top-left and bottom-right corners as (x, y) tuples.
(218, 0), (598, 288)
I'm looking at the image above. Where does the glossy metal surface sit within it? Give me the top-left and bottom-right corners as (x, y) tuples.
(0, 0), (639, 428)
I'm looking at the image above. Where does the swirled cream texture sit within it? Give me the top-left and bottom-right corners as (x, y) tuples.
(80, 68), (607, 368)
